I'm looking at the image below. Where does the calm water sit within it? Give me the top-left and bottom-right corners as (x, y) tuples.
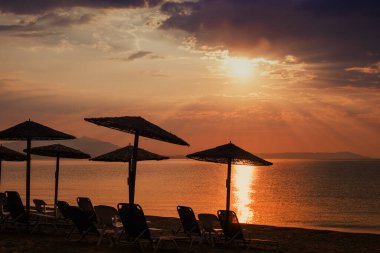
(1, 159), (379, 234)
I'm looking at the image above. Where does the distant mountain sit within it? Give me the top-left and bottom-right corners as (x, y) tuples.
(170, 152), (372, 160)
(257, 152), (371, 160)
(1, 136), (120, 158)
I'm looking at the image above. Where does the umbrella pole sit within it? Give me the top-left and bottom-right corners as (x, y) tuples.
(0, 160), (2, 186)
(225, 158), (232, 236)
(54, 156), (60, 217)
(226, 158), (232, 213)
(26, 137), (31, 215)
(130, 132), (139, 204)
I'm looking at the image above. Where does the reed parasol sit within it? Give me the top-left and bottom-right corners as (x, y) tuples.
(0, 120), (75, 214)
(186, 142), (272, 214)
(90, 145), (169, 191)
(0, 145), (27, 186)
(26, 144), (90, 216)
(84, 116), (189, 204)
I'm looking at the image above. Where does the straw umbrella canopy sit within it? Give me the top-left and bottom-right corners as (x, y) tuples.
(90, 145), (169, 190)
(91, 145), (169, 163)
(84, 116), (189, 204)
(0, 145), (27, 186)
(186, 142), (272, 214)
(25, 144), (90, 216)
(0, 120), (75, 214)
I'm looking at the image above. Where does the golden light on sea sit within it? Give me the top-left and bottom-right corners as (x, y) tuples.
(232, 164), (256, 223)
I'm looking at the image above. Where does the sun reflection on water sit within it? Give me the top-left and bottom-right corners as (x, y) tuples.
(232, 165), (256, 223)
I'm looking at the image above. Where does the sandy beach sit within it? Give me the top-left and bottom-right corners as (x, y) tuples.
(1, 216), (379, 253)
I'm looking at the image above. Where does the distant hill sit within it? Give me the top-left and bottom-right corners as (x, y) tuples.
(1, 136), (120, 158)
(170, 152), (371, 160)
(257, 152), (371, 160)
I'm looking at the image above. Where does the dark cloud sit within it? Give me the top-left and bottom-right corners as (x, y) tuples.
(127, 51), (153, 61)
(0, 12), (94, 35)
(160, 0), (380, 87)
(36, 13), (95, 27)
(0, 0), (163, 14)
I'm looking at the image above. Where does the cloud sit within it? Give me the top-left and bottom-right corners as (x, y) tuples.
(0, 0), (163, 14)
(127, 50), (153, 61)
(0, 12), (95, 38)
(346, 62), (380, 75)
(160, 0), (380, 87)
(36, 12), (96, 27)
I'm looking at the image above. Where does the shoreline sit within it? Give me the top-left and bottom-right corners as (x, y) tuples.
(1, 216), (379, 253)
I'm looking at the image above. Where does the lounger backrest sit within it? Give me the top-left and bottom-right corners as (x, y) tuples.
(117, 203), (150, 240)
(198, 213), (221, 233)
(57, 200), (71, 220)
(94, 205), (118, 228)
(5, 191), (27, 223)
(77, 197), (97, 222)
(67, 205), (98, 235)
(5, 191), (26, 219)
(0, 196), (7, 216)
(177, 206), (201, 236)
(217, 210), (244, 240)
(33, 199), (47, 214)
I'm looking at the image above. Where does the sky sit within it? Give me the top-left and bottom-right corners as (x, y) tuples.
(0, 0), (379, 157)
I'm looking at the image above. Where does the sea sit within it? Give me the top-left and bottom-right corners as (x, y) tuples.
(1, 159), (379, 234)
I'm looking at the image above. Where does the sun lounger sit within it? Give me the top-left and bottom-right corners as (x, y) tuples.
(33, 199), (55, 216)
(55, 200), (75, 231)
(94, 205), (122, 246)
(198, 213), (224, 246)
(176, 205), (203, 249)
(217, 210), (279, 250)
(118, 203), (179, 252)
(77, 197), (97, 223)
(30, 198), (58, 231)
(0, 194), (10, 228)
(4, 191), (39, 232)
(65, 205), (100, 241)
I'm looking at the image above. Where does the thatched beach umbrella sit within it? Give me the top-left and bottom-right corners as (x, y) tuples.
(90, 145), (169, 192)
(0, 120), (75, 214)
(84, 116), (189, 204)
(186, 142), (272, 214)
(25, 144), (90, 216)
(0, 145), (27, 186)
(91, 145), (169, 162)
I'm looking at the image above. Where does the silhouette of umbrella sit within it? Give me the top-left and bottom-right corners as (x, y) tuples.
(85, 116), (189, 204)
(0, 120), (75, 214)
(91, 145), (169, 162)
(0, 145), (27, 186)
(90, 145), (169, 193)
(26, 144), (90, 216)
(186, 142), (272, 214)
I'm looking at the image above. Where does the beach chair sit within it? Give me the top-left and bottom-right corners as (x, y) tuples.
(30, 198), (58, 231)
(217, 210), (279, 250)
(33, 199), (56, 222)
(56, 200), (75, 231)
(198, 213), (224, 246)
(117, 203), (179, 252)
(33, 199), (55, 216)
(57, 200), (71, 221)
(77, 197), (97, 223)
(65, 205), (100, 241)
(176, 206), (203, 249)
(4, 191), (39, 232)
(94, 205), (122, 246)
(0, 194), (10, 228)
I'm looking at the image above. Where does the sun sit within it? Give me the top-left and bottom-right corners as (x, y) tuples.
(222, 57), (254, 79)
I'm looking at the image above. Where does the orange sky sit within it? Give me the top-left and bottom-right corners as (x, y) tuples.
(0, 1), (379, 157)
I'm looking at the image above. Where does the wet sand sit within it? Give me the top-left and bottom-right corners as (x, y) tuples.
(1, 216), (379, 253)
